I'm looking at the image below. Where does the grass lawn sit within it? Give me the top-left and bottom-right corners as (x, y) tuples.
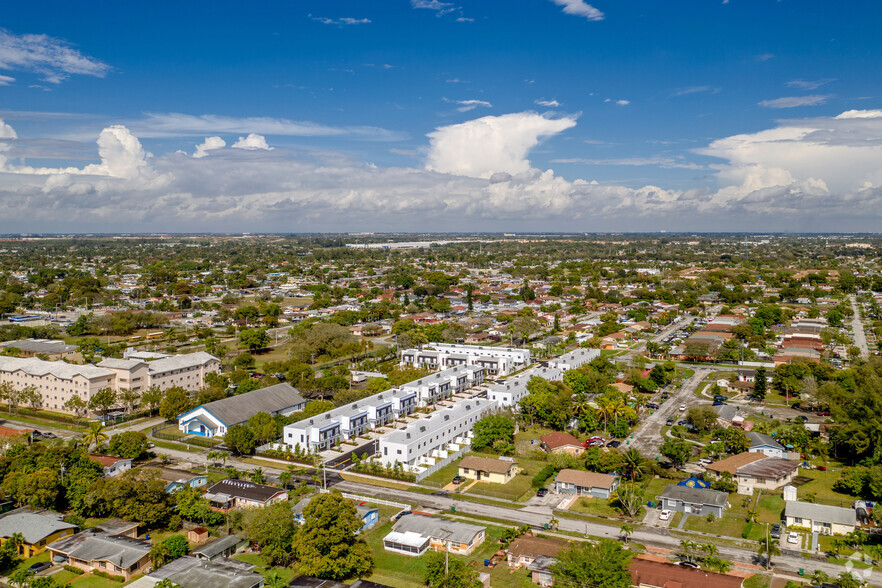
(52, 570), (85, 584)
(340, 472), (413, 491)
(568, 496), (622, 518)
(743, 573), (771, 588)
(232, 553), (298, 583)
(69, 575), (126, 588)
(682, 510), (747, 538)
(11, 551), (49, 575)
(790, 466), (855, 508)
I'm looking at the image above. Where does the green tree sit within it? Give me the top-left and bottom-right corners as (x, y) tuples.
(686, 406), (718, 433)
(163, 534), (190, 560)
(64, 395), (88, 419)
(174, 486), (224, 526)
(621, 448), (646, 482)
(87, 387), (117, 415)
(225, 424), (256, 455)
(471, 414), (515, 452)
(248, 412), (280, 445)
(108, 431), (150, 459)
(293, 492), (374, 580)
(141, 386), (164, 416)
(551, 539), (633, 588)
(159, 387), (191, 421)
(247, 501), (297, 566)
(424, 551), (482, 588)
(753, 367), (767, 400)
(239, 328), (270, 351)
(0, 532), (23, 571)
(82, 469), (175, 529)
(757, 536), (781, 570)
(660, 437), (692, 468)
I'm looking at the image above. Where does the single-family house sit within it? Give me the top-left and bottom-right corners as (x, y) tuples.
(705, 452), (799, 495)
(47, 531), (152, 581)
(629, 557), (745, 588)
(554, 469), (619, 499)
(150, 467), (208, 493)
(191, 534), (247, 561)
(383, 515), (485, 556)
(785, 501), (856, 536)
(178, 383), (306, 438)
(540, 432), (584, 456)
(527, 555), (556, 587)
(135, 555), (262, 588)
(457, 456), (519, 484)
(89, 454), (132, 478)
(0, 509), (77, 557)
(747, 432), (786, 459)
(203, 480), (288, 511)
(506, 535), (565, 569)
(658, 485), (729, 518)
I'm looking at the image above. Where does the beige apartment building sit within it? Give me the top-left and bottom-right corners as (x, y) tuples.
(0, 352), (219, 414)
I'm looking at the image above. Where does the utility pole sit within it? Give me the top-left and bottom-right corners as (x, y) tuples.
(440, 528), (453, 576)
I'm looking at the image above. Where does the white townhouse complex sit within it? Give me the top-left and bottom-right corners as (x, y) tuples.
(0, 352), (219, 414)
(400, 343), (531, 376)
(283, 364), (484, 453)
(488, 348), (599, 407)
(378, 398), (497, 468)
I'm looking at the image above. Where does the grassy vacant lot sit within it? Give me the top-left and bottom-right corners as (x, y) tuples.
(421, 451), (547, 502)
(793, 466), (855, 508)
(682, 490), (784, 540)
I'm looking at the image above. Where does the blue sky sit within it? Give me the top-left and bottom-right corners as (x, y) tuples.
(0, 0), (880, 232)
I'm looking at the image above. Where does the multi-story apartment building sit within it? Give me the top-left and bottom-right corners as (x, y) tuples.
(488, 348), (599, 407)
(399, 343), (530, 376)
(0, 352), (219, 414)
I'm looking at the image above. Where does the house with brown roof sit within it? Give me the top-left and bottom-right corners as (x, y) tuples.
(554, 469), (619, 499)
(629, 557), (745, 588)
(89, 454), (132, 478)
(506, 535), (565, 569)
(203, 480), (289, 511)
(705, 452), (799, 495)
(457, 456), (518, 484)
(540, 432), (584, 456)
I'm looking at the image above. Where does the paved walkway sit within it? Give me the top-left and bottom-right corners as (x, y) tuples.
(850, 294), (870, 359)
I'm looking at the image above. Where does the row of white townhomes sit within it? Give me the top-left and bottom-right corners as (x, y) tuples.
(0, 351), (219, 413)
(283, 347), (599, 474)
(399, 343), (531, 376)
(283, 365), (485, 453)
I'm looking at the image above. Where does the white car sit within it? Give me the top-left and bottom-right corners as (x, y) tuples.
(787, 531), (800, 544)
(659, 509), (672, 521)
(698, 458), (713, 466)
(679, 404), (687, 411)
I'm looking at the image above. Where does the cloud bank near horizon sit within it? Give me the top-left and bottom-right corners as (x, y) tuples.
(0, 109), (881, 233)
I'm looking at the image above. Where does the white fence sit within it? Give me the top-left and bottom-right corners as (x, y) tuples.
(413, 445), (469, 482)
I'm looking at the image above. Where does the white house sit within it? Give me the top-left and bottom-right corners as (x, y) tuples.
(785, 501), (856, 535)
(178, 383), (306, 438)
(747, 432), (786, 459)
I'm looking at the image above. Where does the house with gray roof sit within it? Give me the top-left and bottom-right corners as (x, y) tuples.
(48, 531), (152, 581)
(785, 500), (856, 536)
(178, 383), (306, 438)
(0, 509), (77, 557)
(0, 339), (77, 360)
(747, 432), (786, 459)
(191, 534), (246, 561)
(134, 555), (261, 588)
(659, 484), (729, 518)
(383, 514), (485, 556)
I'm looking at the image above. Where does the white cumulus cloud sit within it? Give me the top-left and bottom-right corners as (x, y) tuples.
(550, 0), (604, 21)
(232, 134), (272, 150)
(535, 99), (561, 107)
(425, 112), (577, 178)
(193, 136), (226, 158)
(0, 119), (17, 139)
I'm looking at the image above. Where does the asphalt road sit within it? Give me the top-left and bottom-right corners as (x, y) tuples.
(850, 295), (870, 359)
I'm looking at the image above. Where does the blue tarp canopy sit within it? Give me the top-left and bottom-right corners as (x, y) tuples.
(677, 477), (710, 489)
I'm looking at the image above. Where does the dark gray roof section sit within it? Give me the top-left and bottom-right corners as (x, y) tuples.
(659, 484), (729, 507)
(0, 509), (77, 545)
(205, 479), (288, 503)
(290, 576), (395, 588)
(747, 432), (784, 451)
(193, 383), (306, 426)
(48, 533), (150, 569)
(737, 457), (798, 479)
(149, 556), (262, 588)
(785, 500), (856, 526)
(191, 534), (243, 559)
(392, 514), (484, 545)
(89, 518), (139, 537)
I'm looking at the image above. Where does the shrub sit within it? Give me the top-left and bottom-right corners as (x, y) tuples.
(532, 464), (557, 488)
(742, 521), (753, 539)
(92, 570), (126, 582)
(63, 565), (85, 575)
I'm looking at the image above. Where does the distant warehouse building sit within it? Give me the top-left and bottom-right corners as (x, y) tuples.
(178, 383), (306, 438)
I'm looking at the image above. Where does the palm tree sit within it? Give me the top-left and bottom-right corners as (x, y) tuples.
(249, 468), (265, 484)
(679, 539), (697, 562)
(622, 448), (646, 481)
(619, 523), (633, 543)
(757, 536), (781, 570)
(809, 570), (830, 587)
(264, 570), (288, 588)
(704, 556), (731, 573)
(83, 421), (108, 450)
(700, 543), (719, 559)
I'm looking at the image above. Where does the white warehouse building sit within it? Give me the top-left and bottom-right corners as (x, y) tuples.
(399, 343), (530, 376)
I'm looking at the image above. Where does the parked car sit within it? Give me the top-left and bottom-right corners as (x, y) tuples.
(607, 440), (621, 448)
(713, 395), (727, 402)
(698, 458), (713, 466)
(787, 531), (800, 544)
(770, 524), (781, 539)
(675, 561), (700, 568)
(28, 561), (52, 574)
(452, 476), (465, 485)
(659, 509), (672, 521)
(646, 402), (659, 410)
(817, 411), (831, 417)
(666, 417), (674, 426)
(713, 400), (726, 406)
(42, 432), (57, 439)
(536, 488), (549, 497)
(679, 404), (686, 411)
